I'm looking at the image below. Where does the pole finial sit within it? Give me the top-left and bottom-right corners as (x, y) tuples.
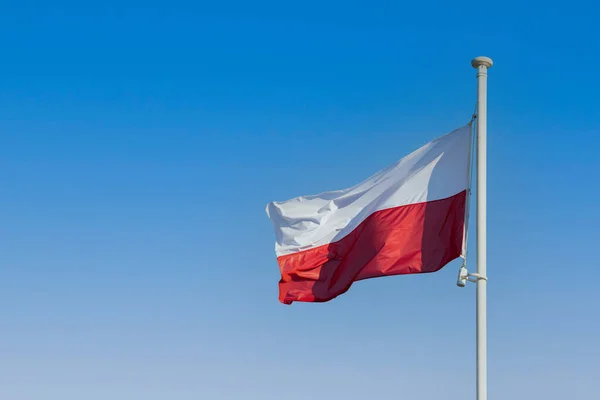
(471, 56), (493, 69)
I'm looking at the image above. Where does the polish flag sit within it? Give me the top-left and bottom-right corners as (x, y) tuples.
(266, 124), (472, 304)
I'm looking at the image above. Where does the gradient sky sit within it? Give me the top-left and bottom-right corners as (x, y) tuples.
(1, 1), (599, 399)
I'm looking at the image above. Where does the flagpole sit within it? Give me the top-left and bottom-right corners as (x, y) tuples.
(472, 56), (492, 400)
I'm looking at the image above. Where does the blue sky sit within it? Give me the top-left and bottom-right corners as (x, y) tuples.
(1, 1), (599, 399)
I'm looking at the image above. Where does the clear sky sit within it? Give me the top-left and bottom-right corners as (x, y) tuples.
(1, 1), (599, 399)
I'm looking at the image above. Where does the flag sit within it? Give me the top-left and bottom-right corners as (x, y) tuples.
(266, 124), (472, 304)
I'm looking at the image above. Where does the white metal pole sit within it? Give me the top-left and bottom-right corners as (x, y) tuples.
(472, 56), (492, 400)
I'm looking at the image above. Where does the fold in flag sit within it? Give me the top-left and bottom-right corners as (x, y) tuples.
(266, 124), (472, 304)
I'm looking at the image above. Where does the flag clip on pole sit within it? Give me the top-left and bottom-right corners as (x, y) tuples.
(457, 266), (487, 286)
(472, 56), (492, 400)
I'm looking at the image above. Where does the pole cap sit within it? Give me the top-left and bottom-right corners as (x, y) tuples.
(471, 56), (493, 69)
